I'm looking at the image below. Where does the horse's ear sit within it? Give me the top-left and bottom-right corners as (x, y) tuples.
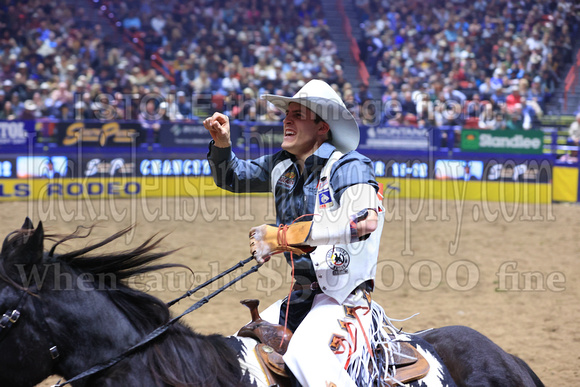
(16, 222), (45, 266)
(24, 221), (45, 264)
(22, 217), (34, 230)
(1, 222), (44, 277)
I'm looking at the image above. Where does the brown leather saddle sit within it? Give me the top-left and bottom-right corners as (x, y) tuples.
(381, 339), (431, 386)
(237, 299), (429, 386)
(237, 299), (292, 387)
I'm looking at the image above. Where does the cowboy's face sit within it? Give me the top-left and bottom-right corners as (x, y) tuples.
(282, 102), (328, 161)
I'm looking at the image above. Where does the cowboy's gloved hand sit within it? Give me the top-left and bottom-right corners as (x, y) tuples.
(249, 223), (312, 264)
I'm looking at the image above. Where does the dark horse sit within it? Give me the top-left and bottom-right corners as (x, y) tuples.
(0, 220), (544, 387)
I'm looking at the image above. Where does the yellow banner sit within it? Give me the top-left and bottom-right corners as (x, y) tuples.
(376, 178), (552, 204)
(0, 177), (552, 204)
(552, 166), (578, 202)
(0, 177), (233, 201)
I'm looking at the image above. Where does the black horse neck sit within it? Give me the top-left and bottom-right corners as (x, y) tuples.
(38, 262), (244, 387)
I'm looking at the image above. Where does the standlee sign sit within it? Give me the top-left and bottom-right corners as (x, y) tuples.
(461, 129), (544, 154)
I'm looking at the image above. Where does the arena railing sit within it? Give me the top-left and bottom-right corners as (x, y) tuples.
(564, 50), (580, 108)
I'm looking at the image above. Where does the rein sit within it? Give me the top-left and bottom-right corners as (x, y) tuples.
(53, 256), (261, 387)
(166, 255), (254, 307)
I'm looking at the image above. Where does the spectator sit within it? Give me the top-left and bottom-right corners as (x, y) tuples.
(478, 77), (494, 100)
(400, 91), (417, 121)
(506, 103), (524, 130)
(73, 100), (92, 120)
(527, 76), (545, 109)
(506, 87), (522, 113)
(2, 80), (14, 100)
(123, 9), (142, 32)
(20, 100), (40, 120)
(521, 99), (542, 129)
(479, 103), (497, 130)
(569, 113), (580, 145)
(493, 112), (507, 130)
(492, 87), (507, 106)
(176, 91), (192, 120)
(10, 93), (24, 118)
(0, 101), (16, 120)
(139, 99), (163, 143)
(50, 82), (73, 109)
(467, 94), (483, 119)
(354, 83), (373, 105)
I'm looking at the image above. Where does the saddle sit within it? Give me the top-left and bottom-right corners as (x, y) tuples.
(237, 299), (429, 387)
(381, 339), (431, 387)
(237, 299), (292, 387)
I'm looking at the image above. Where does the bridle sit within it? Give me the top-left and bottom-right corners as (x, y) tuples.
(0, 291), (26, 341)
(0, 284), (60, 361)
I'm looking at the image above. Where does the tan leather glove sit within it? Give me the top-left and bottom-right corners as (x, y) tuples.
(249, 222), (312, 264)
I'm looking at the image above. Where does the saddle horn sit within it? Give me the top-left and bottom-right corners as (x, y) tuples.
(238, 299), (293, 355)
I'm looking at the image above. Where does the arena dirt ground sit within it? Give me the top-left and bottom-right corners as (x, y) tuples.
(1, 194), (576, 386)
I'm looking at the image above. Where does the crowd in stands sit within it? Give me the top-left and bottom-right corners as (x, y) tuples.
(0, 0), (579, 133)
(0, 0), (346, 124)
(356, 0), (580, 129)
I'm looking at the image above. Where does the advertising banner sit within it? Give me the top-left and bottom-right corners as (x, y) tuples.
(460, 129), (544, 154)
(159, 122), (213, 147)
(358, 126), (440, 151)
(0, 120), (36, 147)
(55, 121), (145, 147)
(236, 123), (284, 151)
(0, 158), (16, 178)
(6, 154), (214, 179)
(372, 158), (552, 183)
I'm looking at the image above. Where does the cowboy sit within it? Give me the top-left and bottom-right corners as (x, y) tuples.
(204, 79), (385, 386)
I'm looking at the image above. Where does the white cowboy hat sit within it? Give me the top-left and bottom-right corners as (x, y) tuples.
(261, 79), (360, 153)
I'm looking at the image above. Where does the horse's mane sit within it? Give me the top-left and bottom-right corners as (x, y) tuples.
(53, 225), (185, 332)
(1, 225), (245, 386)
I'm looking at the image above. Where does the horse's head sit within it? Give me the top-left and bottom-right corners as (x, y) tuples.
(0, 218), (56, 387)
(0, 219), (179, 386)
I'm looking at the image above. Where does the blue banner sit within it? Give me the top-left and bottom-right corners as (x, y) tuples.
(55, 121), (145, 147)
(159, 122), (212, 147)
(0, 120), (36, 147)
(235, 123), (283, 152)
(358, 126), (441, 151)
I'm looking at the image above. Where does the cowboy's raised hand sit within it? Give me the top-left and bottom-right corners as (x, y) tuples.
(203, 112), (231, 148)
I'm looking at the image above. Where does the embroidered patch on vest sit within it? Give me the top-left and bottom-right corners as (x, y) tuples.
(277, 171), (296, 190)
(317, 176), (333, 208)
(343, 305), (357, 319)
(329, 333), (346, 352)
(326, 247), (350, 275)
